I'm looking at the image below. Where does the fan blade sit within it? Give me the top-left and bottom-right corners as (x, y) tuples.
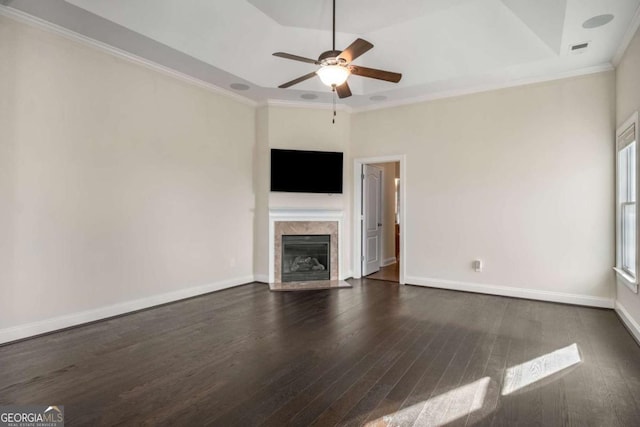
(273, 52), (319, 65)
(349, 65), (402, 83)
(335, 81), (352, 99)
(337, 38), (373, 63)
(278, 71), (318, 89)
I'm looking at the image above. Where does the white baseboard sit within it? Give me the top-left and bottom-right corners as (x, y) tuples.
(341, 270), (354, 280)
(254, 274), (269, 284)
(615, 301), (640, 345)
(0, 275), (254, 345)
(404, 275), (614, 309)
(381, 257), (397, 267)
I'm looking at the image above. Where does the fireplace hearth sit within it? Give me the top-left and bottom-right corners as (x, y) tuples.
(281, 235), (330, 282)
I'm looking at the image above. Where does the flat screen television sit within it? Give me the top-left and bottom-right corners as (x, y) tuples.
(270, 149), (343, 194)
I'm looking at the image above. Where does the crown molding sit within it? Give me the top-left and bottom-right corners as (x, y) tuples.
(0, 4), (622, 116)
(262, 98), (353, 113)
(0, 5), (258, 108)
(612, 3), (640, 66)
(351, 63), (615, 113)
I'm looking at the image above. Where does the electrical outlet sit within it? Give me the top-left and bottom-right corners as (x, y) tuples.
(473, 259), (482, 272)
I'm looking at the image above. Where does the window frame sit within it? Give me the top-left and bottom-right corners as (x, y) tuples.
(615, 112), (639, 293)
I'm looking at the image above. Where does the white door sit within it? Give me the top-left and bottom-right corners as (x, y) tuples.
(362, 164), (382, 276)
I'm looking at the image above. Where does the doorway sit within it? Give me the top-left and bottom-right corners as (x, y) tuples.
(353, 155), (405, 284)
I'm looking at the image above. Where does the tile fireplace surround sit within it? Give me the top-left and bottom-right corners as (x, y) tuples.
(268, 209), (345, 284)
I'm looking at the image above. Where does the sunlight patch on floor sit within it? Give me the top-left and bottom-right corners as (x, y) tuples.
(501, 343), (581, 396)
(366, 376), (491, 427)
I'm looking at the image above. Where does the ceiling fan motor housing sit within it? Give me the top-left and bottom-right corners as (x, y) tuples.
(319, 50), (346, 66)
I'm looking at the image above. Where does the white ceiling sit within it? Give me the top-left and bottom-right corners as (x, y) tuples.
(3, 0), (640, 109)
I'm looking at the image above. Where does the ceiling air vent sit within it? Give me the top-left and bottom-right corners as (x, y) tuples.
(570, 42), (589, 53)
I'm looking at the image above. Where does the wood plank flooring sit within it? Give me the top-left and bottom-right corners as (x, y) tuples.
(1, 279), (640, 426)
(366, 262), (400, 283)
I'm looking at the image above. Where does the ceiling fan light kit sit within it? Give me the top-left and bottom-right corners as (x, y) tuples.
(316, 65), (350, 87)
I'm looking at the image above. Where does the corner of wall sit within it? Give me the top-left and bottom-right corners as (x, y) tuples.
(253, 106), (271, 279)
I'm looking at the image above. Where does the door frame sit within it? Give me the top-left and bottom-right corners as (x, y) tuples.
(353, 154), (406, 284)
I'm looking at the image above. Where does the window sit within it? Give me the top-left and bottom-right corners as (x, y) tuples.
(619, 142), (636, 275)
(616, 113), (638, 292)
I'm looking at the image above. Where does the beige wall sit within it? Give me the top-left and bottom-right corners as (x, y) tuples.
(253, 106), (352, 279)
(616, 26), (640, 329)
(1, 11), (624, 340)
(372, 162), (398, 264)
(0, 16), (256, 337)
(352, 72), (616, 303)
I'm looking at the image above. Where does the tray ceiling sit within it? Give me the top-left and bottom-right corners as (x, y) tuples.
(2, 0), (639, 109)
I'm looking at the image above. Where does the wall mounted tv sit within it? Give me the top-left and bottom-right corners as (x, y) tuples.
(270, 149), (343, 194)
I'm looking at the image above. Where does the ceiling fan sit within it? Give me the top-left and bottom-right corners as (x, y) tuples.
(272, 0), (402, 99)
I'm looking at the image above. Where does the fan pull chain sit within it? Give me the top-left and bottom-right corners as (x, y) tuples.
(332, 87), (336, 124)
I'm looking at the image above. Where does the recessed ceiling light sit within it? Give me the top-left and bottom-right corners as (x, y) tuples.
(370, 95), (387, 101)
(230, 83), (250, 91)
(301, 93), (318, 100)
(582, 14), (614, 29)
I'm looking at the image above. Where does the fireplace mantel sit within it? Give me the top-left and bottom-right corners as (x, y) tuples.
(268, 209), (345, 284)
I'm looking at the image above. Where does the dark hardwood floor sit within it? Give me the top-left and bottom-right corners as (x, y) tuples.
(1, 279), (640, 426)
(366, 262), (400, 283)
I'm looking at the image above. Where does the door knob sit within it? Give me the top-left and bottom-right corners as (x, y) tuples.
(378, 223), (383, 227)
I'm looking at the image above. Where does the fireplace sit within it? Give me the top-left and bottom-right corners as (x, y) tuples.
(281, 235), (331, 282)
(269, 210), (343, 284)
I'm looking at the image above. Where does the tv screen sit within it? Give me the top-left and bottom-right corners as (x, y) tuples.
(270, 149), (343, 194)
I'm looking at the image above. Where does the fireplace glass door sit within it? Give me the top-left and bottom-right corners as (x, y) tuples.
(281, 235), (331, 282)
